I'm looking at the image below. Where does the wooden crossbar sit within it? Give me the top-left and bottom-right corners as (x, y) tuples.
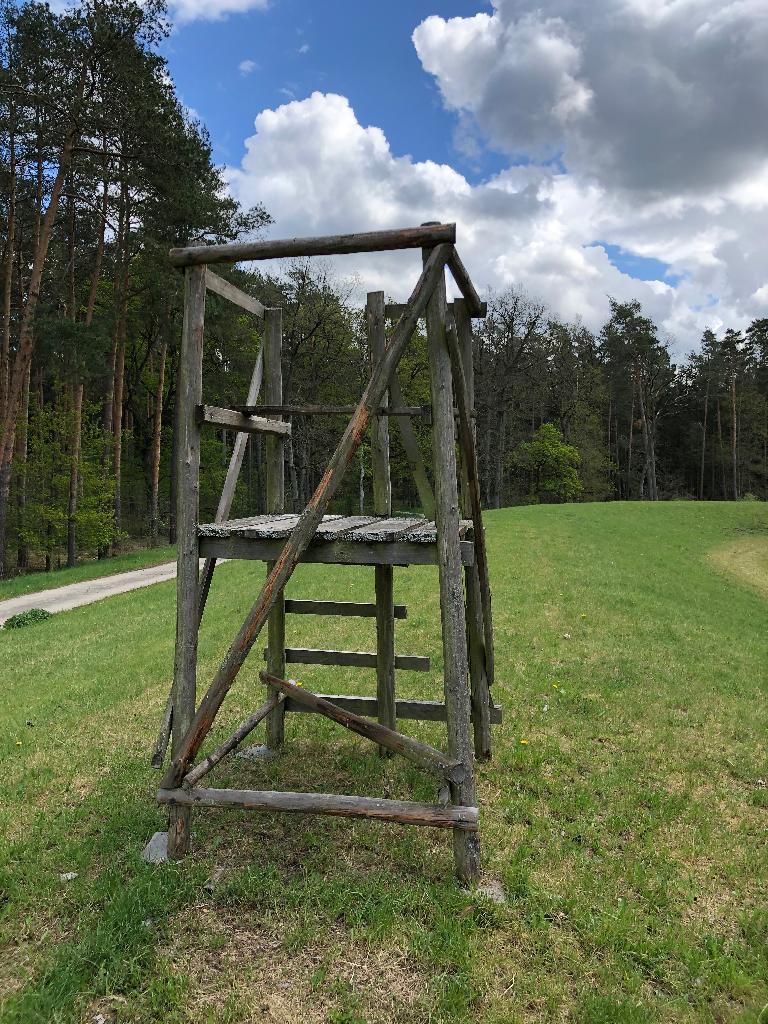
(447, 249), (485, 318)
(236, 403), (429, 419)
(170, 224), (456, 268)
(162, 242), (453, 788)
(261, 672), (465, 784)
(282, 693), (503, 724)
(274, 647), (429, 671)
(157, 787), (479, 830)
(197, 405), (291, 436)
(285, 598), (407, 619)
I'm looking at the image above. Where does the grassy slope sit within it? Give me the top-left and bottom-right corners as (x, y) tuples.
(0, 503), (766, 1023)
(0, 546), (177, 603)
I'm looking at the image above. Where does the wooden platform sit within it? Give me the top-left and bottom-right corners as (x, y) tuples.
(198, 514), (476, 566)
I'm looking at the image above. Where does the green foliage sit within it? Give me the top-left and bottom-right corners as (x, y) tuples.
(3, 607), (51, 629)
(514, 422), (584, 503)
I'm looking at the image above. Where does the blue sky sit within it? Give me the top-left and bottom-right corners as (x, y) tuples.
(145, 0), (768, 348)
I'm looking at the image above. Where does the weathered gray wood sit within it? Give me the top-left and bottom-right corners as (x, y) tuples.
(388, 374), (436, 521)
(454, 298), (492, 761)
(285, 598), (407, 619)
(237, 404), (429, 418)
(198, 535), (476, 567)
(282, 693), (503, 724)
(168, 264), (206, 858)
(197, 405), (291, 437)
(386, 300), (487, 320)
(350, 516), (425, 542)
(314, 515), (377, 538)
(261, 672), (464, 783)
(158, 787), (479, 831)
(162, 242), (453, 788)
(151, 690), (173, 769)
(205, 269), (265, 317)
(423, 232), (480, 883)
(447, 249), (485, 318)
(169, 223), (456, 268)
(275, 647), (430, 671)
(197, 513), (473, 544)
(264, 306), (286, 751)
(183, 693), (284, 787)
(198, 349), (264, 620)
(370, 290), (396, 758)
(446, 309), (495, 688)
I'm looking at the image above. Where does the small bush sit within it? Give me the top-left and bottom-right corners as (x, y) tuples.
(4, 607), (52, 629)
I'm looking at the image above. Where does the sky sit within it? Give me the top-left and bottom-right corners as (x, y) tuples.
(56, 0), (768, 352)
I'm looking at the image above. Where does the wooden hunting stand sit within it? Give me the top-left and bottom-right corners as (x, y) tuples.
(152, 223), (500, 883)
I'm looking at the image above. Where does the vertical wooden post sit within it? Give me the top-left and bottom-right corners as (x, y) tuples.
(168, 264), (206, 859)
(423, 239), (480, 883)
(264, 307), (286, 750)
(368, 291), (396, 752)
(454, 299), (492, 760)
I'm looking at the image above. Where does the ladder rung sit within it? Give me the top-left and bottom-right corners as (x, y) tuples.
(266, 647), (429, 671)
(285, 598), (407, 619)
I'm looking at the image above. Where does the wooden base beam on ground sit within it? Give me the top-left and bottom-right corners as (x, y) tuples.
(157, 787), (478, 831)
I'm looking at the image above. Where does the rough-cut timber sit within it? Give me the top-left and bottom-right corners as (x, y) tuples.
(205, 269), (265, 316)
(423, 231), (480, 883)
(276, 647), (430, 671)
(199, 534), (476, 567)
(385, 299), (487, 320)
(237, 404), (428, 418)
(169, 223), (456, 268)
(282, 694), (503, 724)
(168, 264), (206, 858)
(261, 672), (465, 784)
(285, 598), (407, 619)
(157, 787), (479, 831)
(162, 243), (453, 788)
(183, 694), (284, 787)
(197, 513), (473, 543)
(197, 405), (291, 436)
(447, 249), (486, 318)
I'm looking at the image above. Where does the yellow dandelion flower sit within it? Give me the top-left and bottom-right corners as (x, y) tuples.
(519, 738), (529, 745)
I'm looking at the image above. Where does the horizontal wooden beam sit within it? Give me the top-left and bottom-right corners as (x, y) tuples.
(285, 598), (407, 619)
(447, 249), (485, 318)
(284, 693), (503, 725)
(385, 299), (487, 320)
(274, 647), (429, 672)
(157, 786), (479, 830)
(169, 223), (457, 268)
(196, 405), (291, 436)
(235, 403), (430, 420)
(261, 672), (464, 783)
(205, 270), (265, 317)
(199, 535), (476, 567)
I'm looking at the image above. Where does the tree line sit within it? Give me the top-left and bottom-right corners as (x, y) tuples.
(1, 0), (766, 578)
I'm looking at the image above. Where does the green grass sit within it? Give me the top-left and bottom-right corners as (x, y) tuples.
(1, 502), (767, 1023)
(0, 545), (176, 602)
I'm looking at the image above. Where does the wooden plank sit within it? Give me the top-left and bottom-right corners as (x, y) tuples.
(386, 300), (487, 320)
(314, 515), (377, 538)
(388, 374), (436, 521)
(285, 598), (407, 619)
(276, 647), (429, 671)
(455, 298), (492, 762)
(198, 348), (264, 620)
(168, 264), (206, 859)
(205, 269), (265, 317)
(157, 787), (479, 831)
(264, 306), (286, 751)
(199, 535), (476, 567)
(162, 242), (453, 788)
(423, 230), (480, 883)
(236, 404), (429, 418)
(197, 405), (291, 436)
(283, 693), (502, 724)
(349, 515), (425, 542)
(183, 693), (284, 788)
(447, 249), (486, 318)
(261, 672), (464, 783)
(169, 223), (456, 268)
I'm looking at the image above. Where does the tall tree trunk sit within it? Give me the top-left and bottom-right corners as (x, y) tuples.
(1, 115), (16, 422)
(67, 382), (84, 567)
(150, 337), (167, 545)
(699, 379), (709, 500)
(730, 373), (738, 500)
(627, 385), (635, 499)
(85, 166), (110, 327)
(492, 406), (506, 508)
(15, 363), (30, 570)
(716, 400), (727, 498)
(635, 362), (657, 501)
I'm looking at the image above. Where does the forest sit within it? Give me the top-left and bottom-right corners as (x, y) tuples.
(1, 0), (767, 578)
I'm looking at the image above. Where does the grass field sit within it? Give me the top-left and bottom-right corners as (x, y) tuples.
(1, 502), (767, 1023)
(0, 546), (177, 603)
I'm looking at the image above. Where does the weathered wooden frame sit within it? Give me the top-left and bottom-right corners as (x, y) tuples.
(156, 223), (497, 882)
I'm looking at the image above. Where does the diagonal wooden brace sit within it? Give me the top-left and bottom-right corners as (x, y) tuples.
(261, 672), (465, 785)
(162, 243), (454, 788)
